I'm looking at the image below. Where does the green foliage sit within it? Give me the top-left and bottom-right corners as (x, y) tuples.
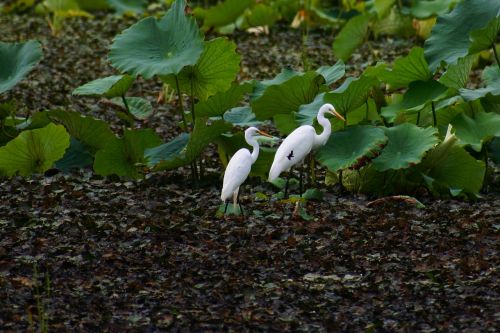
(460, 66), (500, 102)
(193, 0), (252, 30)
(48, 110), (115, 153)
(110, 97), (153, 120)
(372, 123), (438, 171)
(196, 82), (254, 117)
(106, 0), (145, 15)
(332, 14), (370, 62)
(55, 138), (93, 172)
(144, 133), (190, 171)
(223, 106), (260, 127)
(439, 55), (476, 90)
(324, 75), (379, 116)
(452, 112), (500, 152)
(162, 38), (241, 101)
(0, 123), (70, 176)
(317, 125), (387, 172)
(400, 80), (447, 110)
(469, 17), (500, 54)
(0, 40), (43, 94)
(378, 47), (431, 90)
(419, 135), (485, 196)
(424, 0), (500, 72)
(108, 0), (204, 78)
(251, 71), (325, 120)
(316, 60), (345, 86)
(245, 4), (280, 27)
(72, 75), (134, 98)
(94, 129), (161, 178)
(409, 0), (454, 19)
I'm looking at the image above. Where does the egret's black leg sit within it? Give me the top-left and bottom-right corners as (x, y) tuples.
(299, 163), (304, 198)
(284, 167), (293, 199)
(224, 201), (229, 214)
(237, 184), (245, 217)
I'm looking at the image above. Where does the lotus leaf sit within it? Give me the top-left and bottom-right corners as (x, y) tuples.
(0, 123), (69, 176)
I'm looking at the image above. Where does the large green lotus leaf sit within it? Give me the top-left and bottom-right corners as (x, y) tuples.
(146, 118), (231, 171)
(110, 96), (153, 120)
(469, 17), (500, 54)
(55, 137), (93, 172)
(424, 0), (500, 72)
(371, 6), (414, 38)
(72, 75), (134, 98)
(451, 112), (500, 152)
(317, 125), (387, 172)
(401, 79), (448, 110)
(0, 40), (43, 94)
(185, 118), (232, 162)
(144, 132), (190, 170)
(420, 136), (485, 195)
(215, 132), (275, 179)
(245, 4), (280, 27)
(48, 110), (116, 153)
(0, 123), (69, 176)
(324, 75), (379, 116)
(346, 98), (381, 125)
(373, 0), (396, 18)
(250, 68), (300, 101)
(162, 38), (241, 101)
(223, 106), (260, 127)
(460, 66), (500, 101)
(372, 123), (438, 171)
(332, 14), (370, 62)
(193, 0), (252, 30)
(251, 71), (325, 120)
(316, 60), (345, 86)
(296, 93), (327, 126)
(108, 0), (204, 78)
(378, 47), (431, 89)
(438, 55), (476, 90)
(409, 0), (454, 19)
(106, 0), (145, 15)
(196, 82), (254, 117)
(94, 128), (161, 178)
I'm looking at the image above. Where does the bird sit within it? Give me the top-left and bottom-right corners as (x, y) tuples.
(268, 103), (345, 197)
(221, 127), (272, 215)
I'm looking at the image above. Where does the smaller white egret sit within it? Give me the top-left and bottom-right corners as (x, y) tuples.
(221, 127), (272, 215)
(268, 103), (345, 197)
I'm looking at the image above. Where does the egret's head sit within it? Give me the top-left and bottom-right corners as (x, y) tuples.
(245, 127), (273, 138)
(320, 103), (345, 122)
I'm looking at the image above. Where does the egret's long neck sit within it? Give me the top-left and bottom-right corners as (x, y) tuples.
(247, 136), (260, 163)
(313, 111), (332, 148)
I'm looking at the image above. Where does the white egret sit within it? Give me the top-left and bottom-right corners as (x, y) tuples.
(268, 103), (345, 197)
(221, 127), (272, 214)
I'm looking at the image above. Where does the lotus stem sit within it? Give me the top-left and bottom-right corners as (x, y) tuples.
(190, 78), (203, 180)
(174, 75), (188, 131)
(121, 94), (131, 114)
(492, 43), (500, 70)
(431, 101), (437, 127)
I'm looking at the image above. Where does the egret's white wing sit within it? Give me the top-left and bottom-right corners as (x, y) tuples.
(268, 126), (315, 181)
(221, 148), (252, 201)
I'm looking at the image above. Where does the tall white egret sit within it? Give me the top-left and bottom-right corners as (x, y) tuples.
(221, 127), (272, 214)
(268, 103), (345, 197)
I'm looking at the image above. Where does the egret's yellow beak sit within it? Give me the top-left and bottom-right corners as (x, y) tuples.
(328, 108), (346, 122)
(257, 130), (273, 138)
